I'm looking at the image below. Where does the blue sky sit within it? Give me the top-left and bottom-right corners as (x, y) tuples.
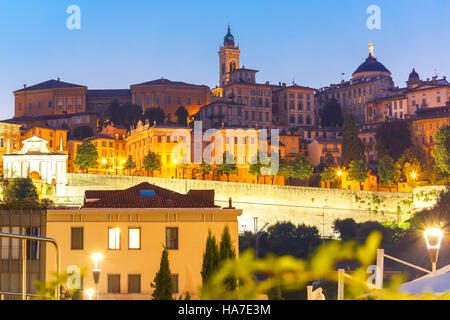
(0, 0), (449, 119)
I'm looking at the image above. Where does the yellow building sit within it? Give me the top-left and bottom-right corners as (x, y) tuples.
(0, 121), (22, 174)
(45, 183), (241, 299)
(126, 122), (192, 178)
(20, 126), (68, 153)
(69, 125), (127, 174)
(307, 137), (342, 167)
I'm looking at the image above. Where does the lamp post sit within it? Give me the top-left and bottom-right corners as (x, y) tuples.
(411, 172), (417, 189)
(91, 253), (103, 300)
(102, 158), (107, 175)
(424, 228), (443, 273)
(337, 169), (343, 189)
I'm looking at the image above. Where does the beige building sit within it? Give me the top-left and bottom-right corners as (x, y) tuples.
(45, 183), (241, 299)
(316, 44), (395, 125)
(130, 78), (211, 123)
(307, 137), (342, 167)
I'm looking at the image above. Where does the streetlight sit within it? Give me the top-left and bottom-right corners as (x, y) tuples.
(411, 172), (417, 189)
(85, 289), (95, 300)
(337, 169), (343, 189)
(102, 158), (107, 175)
(91, 253), (103, 300)
(424, 228), (443, 272)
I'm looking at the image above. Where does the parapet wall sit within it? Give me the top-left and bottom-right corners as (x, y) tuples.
(56, 173), (442, 236)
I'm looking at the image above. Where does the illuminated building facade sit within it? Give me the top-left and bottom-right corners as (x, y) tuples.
(45, 183), (241, 299)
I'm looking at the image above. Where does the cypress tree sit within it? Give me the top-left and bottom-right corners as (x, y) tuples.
(201, 230), (219, 285)
(151, 248), (173, 300)
(341, 114), (364, 166)
(219, 225), (237, 291)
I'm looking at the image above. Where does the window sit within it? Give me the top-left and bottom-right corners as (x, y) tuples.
(128, 228), (140, 249)
(177, 97), (181, 104)
(197, 98), (201, 105)
(71, 227), (84, 250)
(187, 98), (191, 105)
(156, 96), (160, 105)
(108, 227), (120, 250)
(166, 227), (178, 249)
(171, 274), (179, 293)
(108, 274), (121, 293)
(128, 274), (141, 293)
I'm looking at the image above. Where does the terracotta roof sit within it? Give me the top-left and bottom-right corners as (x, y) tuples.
(15, 79), (86, 92)
(83, 182), (219, 208)
(132, 78), (208, 88)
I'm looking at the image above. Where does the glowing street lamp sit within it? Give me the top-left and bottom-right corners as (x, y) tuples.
(85, 289), (95, 300)
(91, 253), (103, 299)
(337, 169), (343, 189)
(424, 228), (443, 272)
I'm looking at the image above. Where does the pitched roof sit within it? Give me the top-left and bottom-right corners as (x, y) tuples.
(132, 78), (207, 87)
(15, 79), (86, 92)
(82, 182), (219, 208)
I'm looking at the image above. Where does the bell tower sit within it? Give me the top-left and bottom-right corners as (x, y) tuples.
(218, 25), (241, 87)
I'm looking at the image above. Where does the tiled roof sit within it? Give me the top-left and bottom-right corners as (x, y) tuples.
(83, 182), (219, 208)
(4, 111), (99, 122)
(87, 89), (131, 97)
(15, 79), (86, 92)
(132, 78), (207, 87)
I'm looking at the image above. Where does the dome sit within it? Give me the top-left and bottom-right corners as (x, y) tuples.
(408, 68), (420, 81)
(223, 25), (235, 46)
(352, 54), (391, 77)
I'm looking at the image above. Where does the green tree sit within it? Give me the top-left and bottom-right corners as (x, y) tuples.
(104, 100), (122, 126)
(433, 125), (450, 175)
(248, 153), (264, 184)
(3, 177), (38, 200)
(341, 115), (365, 166)
(144, 107), (166, 125)
(143, 152), (162, 176)
(198, 160), (212, 180)
(319, 98), (343, 127)
(291, 153), (314, 180)
(75, 141), (98, 173)
(321, 167), (338, 188)
(375, 120), (412, 160)
(124, 155), (136, 175)
(347, 160), (368, 190)
(217, 152), (238, 182)
(378, 156), (400, 191)
(219, 225), (237, 291)
(201, 230), (220, 286)
(122, 103), (143, 129)
(151, 248), (173, 300)
(175, 106), (189, 126)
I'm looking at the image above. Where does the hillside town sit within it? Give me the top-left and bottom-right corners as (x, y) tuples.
(0, 23), (448, 303)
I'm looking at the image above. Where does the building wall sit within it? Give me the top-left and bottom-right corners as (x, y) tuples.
(0, 122), (22, 174)
(131, 84), (211, 122)
(14, 87), (87, 118)
(56, 173), (426, 236)
(272, 86), (315, 128)
(20, 127), (68, 153)
(46, 208), (240, 299)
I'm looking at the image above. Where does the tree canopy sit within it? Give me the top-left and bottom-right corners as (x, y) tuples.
(433, 125), (450, 175)
(347, 160), (368, 189)
(217, 152), (238, 181)
(201, 230), (220, 286)
(72, 126), (94, 140)
(144, 107), (165, 126)
(319, 98), (343, 127)
(104, 100), (143, 129)
(341, 115), (364, 166)
(124, 155), (136, 173)
(3, 177), (38, 200)
(175, 106), (189, 126)
(143, 152), (162, 176)
(375, 120), (412, 160)
(378, 156), (400, 190)
(74, 141), (98, 173)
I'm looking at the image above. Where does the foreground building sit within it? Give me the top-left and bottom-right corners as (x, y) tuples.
(45, 183), (242, 299)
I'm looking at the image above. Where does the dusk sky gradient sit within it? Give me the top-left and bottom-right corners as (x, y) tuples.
(0, 0), (449, 119)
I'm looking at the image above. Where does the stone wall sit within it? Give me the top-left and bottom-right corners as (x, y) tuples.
(55, 173), (440, 236)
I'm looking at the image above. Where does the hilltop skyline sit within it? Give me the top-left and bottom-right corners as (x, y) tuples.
(1, 0), (449, 119)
